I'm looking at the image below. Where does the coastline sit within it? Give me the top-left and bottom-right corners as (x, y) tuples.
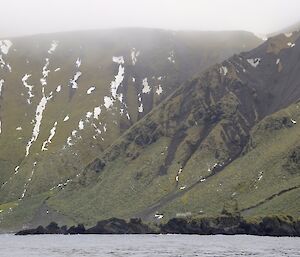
(14, 214), (300, 237)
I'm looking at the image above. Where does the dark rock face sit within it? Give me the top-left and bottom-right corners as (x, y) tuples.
(16, 218), (154, 235)
(15, 222), (67, 235)
(283, 146), (300, 174)
(15, 215), (300, 236)
(160, 215), (300, 236)
(67, 224), (86, 234)
(86, 158), (106, 173)
(85, 218), (154, 234)
(262, 116), (293, 131)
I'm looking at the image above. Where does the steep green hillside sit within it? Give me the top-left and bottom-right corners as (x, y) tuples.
(0, 28), (273, 230)
(15, 31), (299, 229)
(0, 28), (260, 201)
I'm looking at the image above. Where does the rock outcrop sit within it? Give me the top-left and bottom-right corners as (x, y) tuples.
(161, 215), (300, 236)
(16, 215), (300, 236)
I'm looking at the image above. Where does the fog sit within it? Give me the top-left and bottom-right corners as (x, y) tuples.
(1, 0), (300, 37)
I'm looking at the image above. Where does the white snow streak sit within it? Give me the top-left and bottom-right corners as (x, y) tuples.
(285, 33), (293, 38)
(25, 88), (53, 156)
(0, 79), (4, 96)
(131, 48), (140, 65)
(87, 86), (95, 95)
(0, 40), (12, 55)
(104, 96), (114, 109)
(138, 103), (144, 113)
(247, 58), (261, 68)
(22, 74), (34, 104)
(287, 42), (295, 48)
(40, 58), (50, 86)
(167, 50), (175, 63)
(110, 65), (125, 99)
(112, 56), (124, 64)
(41, 121), (58, 151)
(63, 115), (70, 122)
(69, 71), (82, 89)
(219, 66), (228, 76)
(93, 106), (101, 119)
(76, 58), (81, 68)
(78, 120), (84, 130)
(56, 85), (62, 92)
(156, 85), (163, 95)
(48, 40), (58, 54)
(142, 78), (151, 93)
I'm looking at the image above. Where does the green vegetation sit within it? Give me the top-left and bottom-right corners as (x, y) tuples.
(2, 28), (300, 231)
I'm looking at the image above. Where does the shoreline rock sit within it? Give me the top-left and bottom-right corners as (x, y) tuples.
(161, 215), (300, 236)
(15, 215), (300, 236)
(15, 218), (155, 235)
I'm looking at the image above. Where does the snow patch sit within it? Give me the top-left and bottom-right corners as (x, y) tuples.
(7, 64), (11, 72)
(40, 58), (50, 86)
(285, 32), (293, 38)
(154, 214), (164, 219)
(14, 166), (20, 174)
(258, 171), (263, 181)
(131, 48), (140, 65)
(76, 58), (81, 68)
(112, 56), (124, 64)
(111, 65), (125, 99)
(86, 111), (93, 119)
(0, 40), (12, 55)
(167, 51), (175, 63)
(87, 86), (95, 95)
(287, 42), (295, 48)
(102, 56), (126, 110)
(25, 88), (53, 156)
(138, 103), (143, 113)
(247, 58), (261, 68)
(69, 71), (82, 89)
(0, 55), (5, 68)
(16, 127), (22, 131)
(104, 96), (114, 109)
(22, 74), (34, 104)
(41, 121), (58, 151)
(156, 85), (163, 95)
(54, 68), (61, 72)
(78, 120), (84, 130)
(55, 85), (61, 92)
(93, 106), (101, 119)
(0, 79), (4, 96)
(219, 66), (228, 76)
(63, 115), (69, 122)
(67, 137), (73, 146)
(142, 78), (151, 93)
(48, 40), (58, 54)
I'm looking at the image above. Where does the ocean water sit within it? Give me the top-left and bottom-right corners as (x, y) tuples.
(0, 234), (299, 257)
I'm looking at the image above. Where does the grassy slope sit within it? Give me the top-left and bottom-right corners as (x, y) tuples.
(0, 29), (263, 229)
(37, 33), (300, 226)
(45, 102), (300, 226)
(161, 103), (300, 219)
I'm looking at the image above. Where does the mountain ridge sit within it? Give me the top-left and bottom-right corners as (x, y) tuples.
(2, 28), (299, 230)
